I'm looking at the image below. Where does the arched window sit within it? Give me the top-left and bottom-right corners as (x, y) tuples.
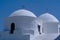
(38, 25), (41, 34)
(10, 23), (15, 34)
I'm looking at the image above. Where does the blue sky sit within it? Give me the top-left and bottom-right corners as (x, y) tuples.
(0, 0), (60, 31)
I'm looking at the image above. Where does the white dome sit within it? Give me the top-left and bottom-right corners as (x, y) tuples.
(9, 9), (36, 17)
(38, 13), (59, 22)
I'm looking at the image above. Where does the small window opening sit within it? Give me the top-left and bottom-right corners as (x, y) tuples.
(38, 25), (41, 34)
(10, 23), (15, 34)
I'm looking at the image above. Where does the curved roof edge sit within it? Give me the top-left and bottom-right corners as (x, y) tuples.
(9, 9), (37, 18)
(38, 13), (59, 22)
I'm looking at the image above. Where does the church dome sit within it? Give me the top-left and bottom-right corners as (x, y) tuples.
(38, 13), (59, 22)
(9, 9), (36, 18)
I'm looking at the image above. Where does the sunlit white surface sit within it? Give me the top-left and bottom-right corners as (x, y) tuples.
(9, 9), (36, 18)
(37, 13), (59, 34)
(38, 13), (59, 22)
(34, 33), (59, 40)
(2, 11), (60, 40)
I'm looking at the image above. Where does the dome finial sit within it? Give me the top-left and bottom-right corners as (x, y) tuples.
(46, 8), (48, 12)
(22, 5), (25, 9)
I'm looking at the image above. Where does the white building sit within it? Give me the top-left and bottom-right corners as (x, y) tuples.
(0, 9), (60, 40)
(36, 13), (60, 40)
(38, 13), (59, 34)
(3, 9), (40, 40)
